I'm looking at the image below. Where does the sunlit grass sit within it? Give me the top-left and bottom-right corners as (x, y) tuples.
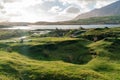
(0, 27), (120, 80)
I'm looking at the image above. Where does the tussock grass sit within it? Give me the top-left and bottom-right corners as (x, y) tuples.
(0, 27), (120, 80)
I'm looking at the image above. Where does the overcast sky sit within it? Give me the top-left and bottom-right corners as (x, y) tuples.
(0, 0), (118, 22)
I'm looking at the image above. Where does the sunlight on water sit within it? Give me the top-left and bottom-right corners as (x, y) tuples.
(1, 24), (120, 30)
(4, 26), (31, 30)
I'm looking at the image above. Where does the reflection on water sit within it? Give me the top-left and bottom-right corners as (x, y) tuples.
(1, 24), (120, 30)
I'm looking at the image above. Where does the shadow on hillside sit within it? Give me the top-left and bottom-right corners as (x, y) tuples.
(11, 40), (93, 64)
(105, 39), (120, 60)
(0, 43), (12, 52)
(0, 63), (18, 74)
(0, 43), (10, 48)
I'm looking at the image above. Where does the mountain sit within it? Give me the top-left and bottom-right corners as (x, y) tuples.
(1, 15), (120, 26)
(0, 22), (31, 26)
(33, 15), (120, 25)
(74, 0), (120, 20)
(34, 1), (120, 25)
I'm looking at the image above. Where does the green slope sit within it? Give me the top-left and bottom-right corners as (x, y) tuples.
(60, 15), (120, 25)
(73, 15), (120, 24)
(0, 27), (120, 80)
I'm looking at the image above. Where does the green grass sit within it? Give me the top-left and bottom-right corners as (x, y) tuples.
(0, 51), (106, 80)
(0, 27), (120, 80)
(69, 15), (120, 24)
(86, 39), (120, 80)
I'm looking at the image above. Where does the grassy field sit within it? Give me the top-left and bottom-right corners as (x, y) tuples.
(0, 27), (120, 80)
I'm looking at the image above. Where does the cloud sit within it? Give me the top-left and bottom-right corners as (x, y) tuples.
(0, 4), (4, 9)
(66, 6), (80, 13)
(0, 0), (118, 22)
(53, 6), (80, 21)
(59, 0), (118, 9)
(95, 0), (117, 8)
(2, 0), (20, 3)
(44, 0), (55, 2)
(49, 6), (62, 13)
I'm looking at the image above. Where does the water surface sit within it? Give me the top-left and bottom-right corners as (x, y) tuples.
(1, 24), (120, 30)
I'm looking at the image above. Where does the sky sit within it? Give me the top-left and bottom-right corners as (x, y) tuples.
(0, 0), (118, 22)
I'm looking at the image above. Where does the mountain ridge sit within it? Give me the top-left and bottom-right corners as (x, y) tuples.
(74, 0), (120, 20)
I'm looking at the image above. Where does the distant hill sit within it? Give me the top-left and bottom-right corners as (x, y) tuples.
(34, 15), (120, 25)
(0, 22), (30, 26)
(74, 0), (120, 20)
(70, 15), (120, 24)
(0, 15), (120, 26)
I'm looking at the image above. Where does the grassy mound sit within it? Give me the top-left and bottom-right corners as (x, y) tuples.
(10, 38), (92, 64)
(80, 27), (120, 41)
(0, 27), (120, 80)
(0, 51), (106, 80)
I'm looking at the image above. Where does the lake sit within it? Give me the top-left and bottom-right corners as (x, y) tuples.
(1, 24), (120, 30)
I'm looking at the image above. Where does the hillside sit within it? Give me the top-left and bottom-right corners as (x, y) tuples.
(74, 0), (120, 20)
(33, 15), (120, 25)
(0, 27), (120, 80)
(0, 15), (120, 26)
(0, 22), (30, 26)
(55, 15), (120, 25)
